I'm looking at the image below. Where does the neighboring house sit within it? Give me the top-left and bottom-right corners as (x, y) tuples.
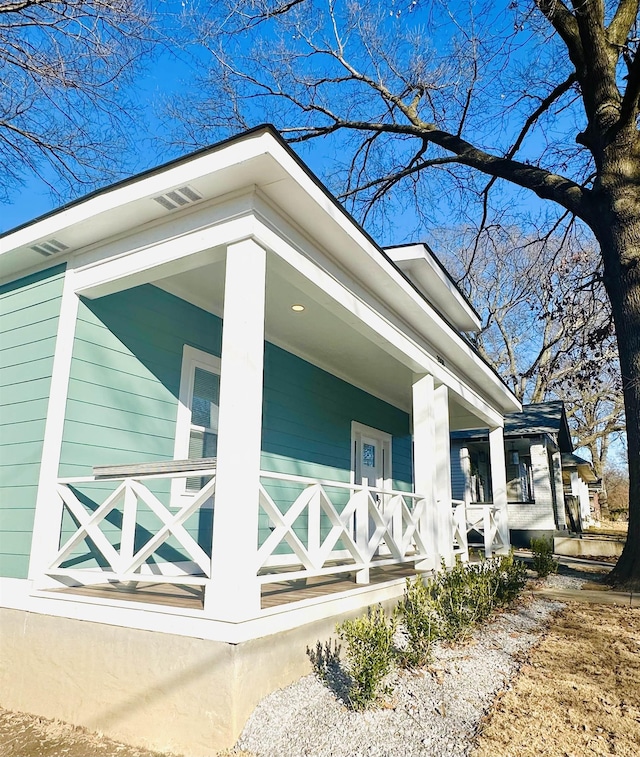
(561, 452), (601, 527)
(451, 401), (597, 546)
(0, 126), (520, 755)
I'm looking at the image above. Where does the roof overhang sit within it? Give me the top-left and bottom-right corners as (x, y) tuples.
(0, 125), (520, 419)
(384, 244), (482, 332)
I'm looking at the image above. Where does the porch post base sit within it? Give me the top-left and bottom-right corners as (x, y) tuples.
(203, 579), (261, 622)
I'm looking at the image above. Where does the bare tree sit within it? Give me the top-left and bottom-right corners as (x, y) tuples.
(171, 0), (640, 586)
(437, 225), (625, 479)
(0, 0), (154, 203)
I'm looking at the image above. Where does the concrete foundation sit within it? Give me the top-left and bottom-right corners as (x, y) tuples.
(0, 601), (394, 756)
(554, 536), (625, 559)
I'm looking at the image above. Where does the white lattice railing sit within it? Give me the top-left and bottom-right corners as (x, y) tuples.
(49, 469), (217, 586)
(49, 467), (473, 595)
(465, 503), (509, 557)
(451, 499), (469, 561)
(257, 471), (434, 583)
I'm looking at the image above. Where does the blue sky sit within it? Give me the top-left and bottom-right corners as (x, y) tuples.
(0, 1), (546, 237)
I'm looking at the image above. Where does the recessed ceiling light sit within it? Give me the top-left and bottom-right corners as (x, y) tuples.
(291, 304), (305, 312)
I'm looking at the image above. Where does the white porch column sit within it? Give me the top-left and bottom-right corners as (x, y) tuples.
(488, 426), (511, 553)
(460, 447), (472, 506)
(551, 450), (568, 529)
(433, 384), (454, 567)
(29, 270), (80, 586)
(571, 473), (591, 527)
(412, 374), (436, 571)
(205, 238), (266, 621)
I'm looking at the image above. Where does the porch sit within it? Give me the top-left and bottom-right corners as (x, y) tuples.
(40, 463), (476, 623)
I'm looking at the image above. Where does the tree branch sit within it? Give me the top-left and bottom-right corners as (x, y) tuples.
(608, 0), (639, 47)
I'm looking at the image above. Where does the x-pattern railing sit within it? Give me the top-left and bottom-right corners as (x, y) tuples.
(49, 471), (216, 586)
(465, 503), (507, 557)
(451, 500), (469, 561)
(257, 471), (432, 583)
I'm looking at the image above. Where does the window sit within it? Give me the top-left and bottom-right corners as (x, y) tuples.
(173, 346), (221, 501)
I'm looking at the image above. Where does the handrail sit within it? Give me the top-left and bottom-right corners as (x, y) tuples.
(58, 468), (217, 484)
(259, 469), (423, 500)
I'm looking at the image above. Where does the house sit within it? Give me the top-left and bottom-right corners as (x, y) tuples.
(561, 451), (601, 527)
(451, 401), (597, 546)
(0, 126), (520, 755)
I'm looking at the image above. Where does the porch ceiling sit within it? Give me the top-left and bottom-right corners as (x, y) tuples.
(156, 251), (415, 411)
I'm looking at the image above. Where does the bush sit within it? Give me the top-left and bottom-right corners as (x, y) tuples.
(395, 576), (441, 668)
(336, 605), (396, 710)
(326, 552), (528, 709)
(397, 552), (528, 652)
(530, 536), (559, 577)
(493, 550), (528, 605)
(306, 638), (342, 682)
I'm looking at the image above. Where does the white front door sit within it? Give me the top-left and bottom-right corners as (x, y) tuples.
(351, 422), (393, 549)
(352, 422), (392, 491)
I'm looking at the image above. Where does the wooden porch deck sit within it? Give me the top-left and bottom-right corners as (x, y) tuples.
(47, 563), (421, 611)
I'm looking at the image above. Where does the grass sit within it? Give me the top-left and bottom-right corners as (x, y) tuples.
(471, 602), (640, 757)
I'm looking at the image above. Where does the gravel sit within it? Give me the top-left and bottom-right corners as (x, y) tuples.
(237, 589), (573, 757)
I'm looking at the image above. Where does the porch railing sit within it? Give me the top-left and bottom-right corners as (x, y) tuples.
(47, 467), (480, 598)
(451, 499), (469, 562)
(257, 471), (433, 584)
(49, 468), (217, 586)
(465, 503), (509, 557)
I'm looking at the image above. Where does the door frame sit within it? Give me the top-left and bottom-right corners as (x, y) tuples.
(350, 421), (393, 491)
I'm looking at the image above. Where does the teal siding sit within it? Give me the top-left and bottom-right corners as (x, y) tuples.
(0, 265), (66, 579)
(59, 285), (223, 478)
(260, 343), (412, 549)
(58, 285), (222, 568)
(57, 284), (413, 567)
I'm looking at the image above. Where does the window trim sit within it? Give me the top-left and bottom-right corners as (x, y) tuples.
(171, 345), (221, 505)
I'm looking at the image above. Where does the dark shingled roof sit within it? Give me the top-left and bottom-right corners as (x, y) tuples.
(451, 401), (573, 452)
(504, 401), (573, 452)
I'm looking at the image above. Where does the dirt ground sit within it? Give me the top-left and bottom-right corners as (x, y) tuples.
(471, 602), (640, 757)
(2, 569), (638, 757)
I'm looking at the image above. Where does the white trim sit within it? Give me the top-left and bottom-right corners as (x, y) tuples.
(0, 574), (412, 645)
(28, 267), (80, 585)
(64, 187), (516, 421)
(171, 345), (221, 507)
(250, 214), (508, 427)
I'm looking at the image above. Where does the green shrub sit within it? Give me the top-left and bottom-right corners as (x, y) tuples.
(395, 576), (441, 667)
(431, 558), (488, 639)
(306, 638), (342, 682)
(396, 552), (528, 658)
(336, 605), (396, 710)
(492, 550), (529, 606)
(530, 536), (559, 577)
(327, 553), (528, 708)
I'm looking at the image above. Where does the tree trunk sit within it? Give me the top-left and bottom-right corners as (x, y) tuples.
(592, 177), (640, 590)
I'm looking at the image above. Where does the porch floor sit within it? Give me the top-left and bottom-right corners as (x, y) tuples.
(46, 563), (421, 611)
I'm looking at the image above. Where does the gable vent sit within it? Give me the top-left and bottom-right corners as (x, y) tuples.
(30, 238), (69, 257)
(153, 185), (203, 211)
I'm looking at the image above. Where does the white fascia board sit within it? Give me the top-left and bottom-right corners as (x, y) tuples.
(385, 244), (482, 332)
(251, 215), (505, 428)
(67, 181), (515, 423)
(3, 126), (518, 417)
(250, 193), (519, 417)
(250, 147), (519, 415)
(71, 193), (257, 298)
(0, 129), (280, 281)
